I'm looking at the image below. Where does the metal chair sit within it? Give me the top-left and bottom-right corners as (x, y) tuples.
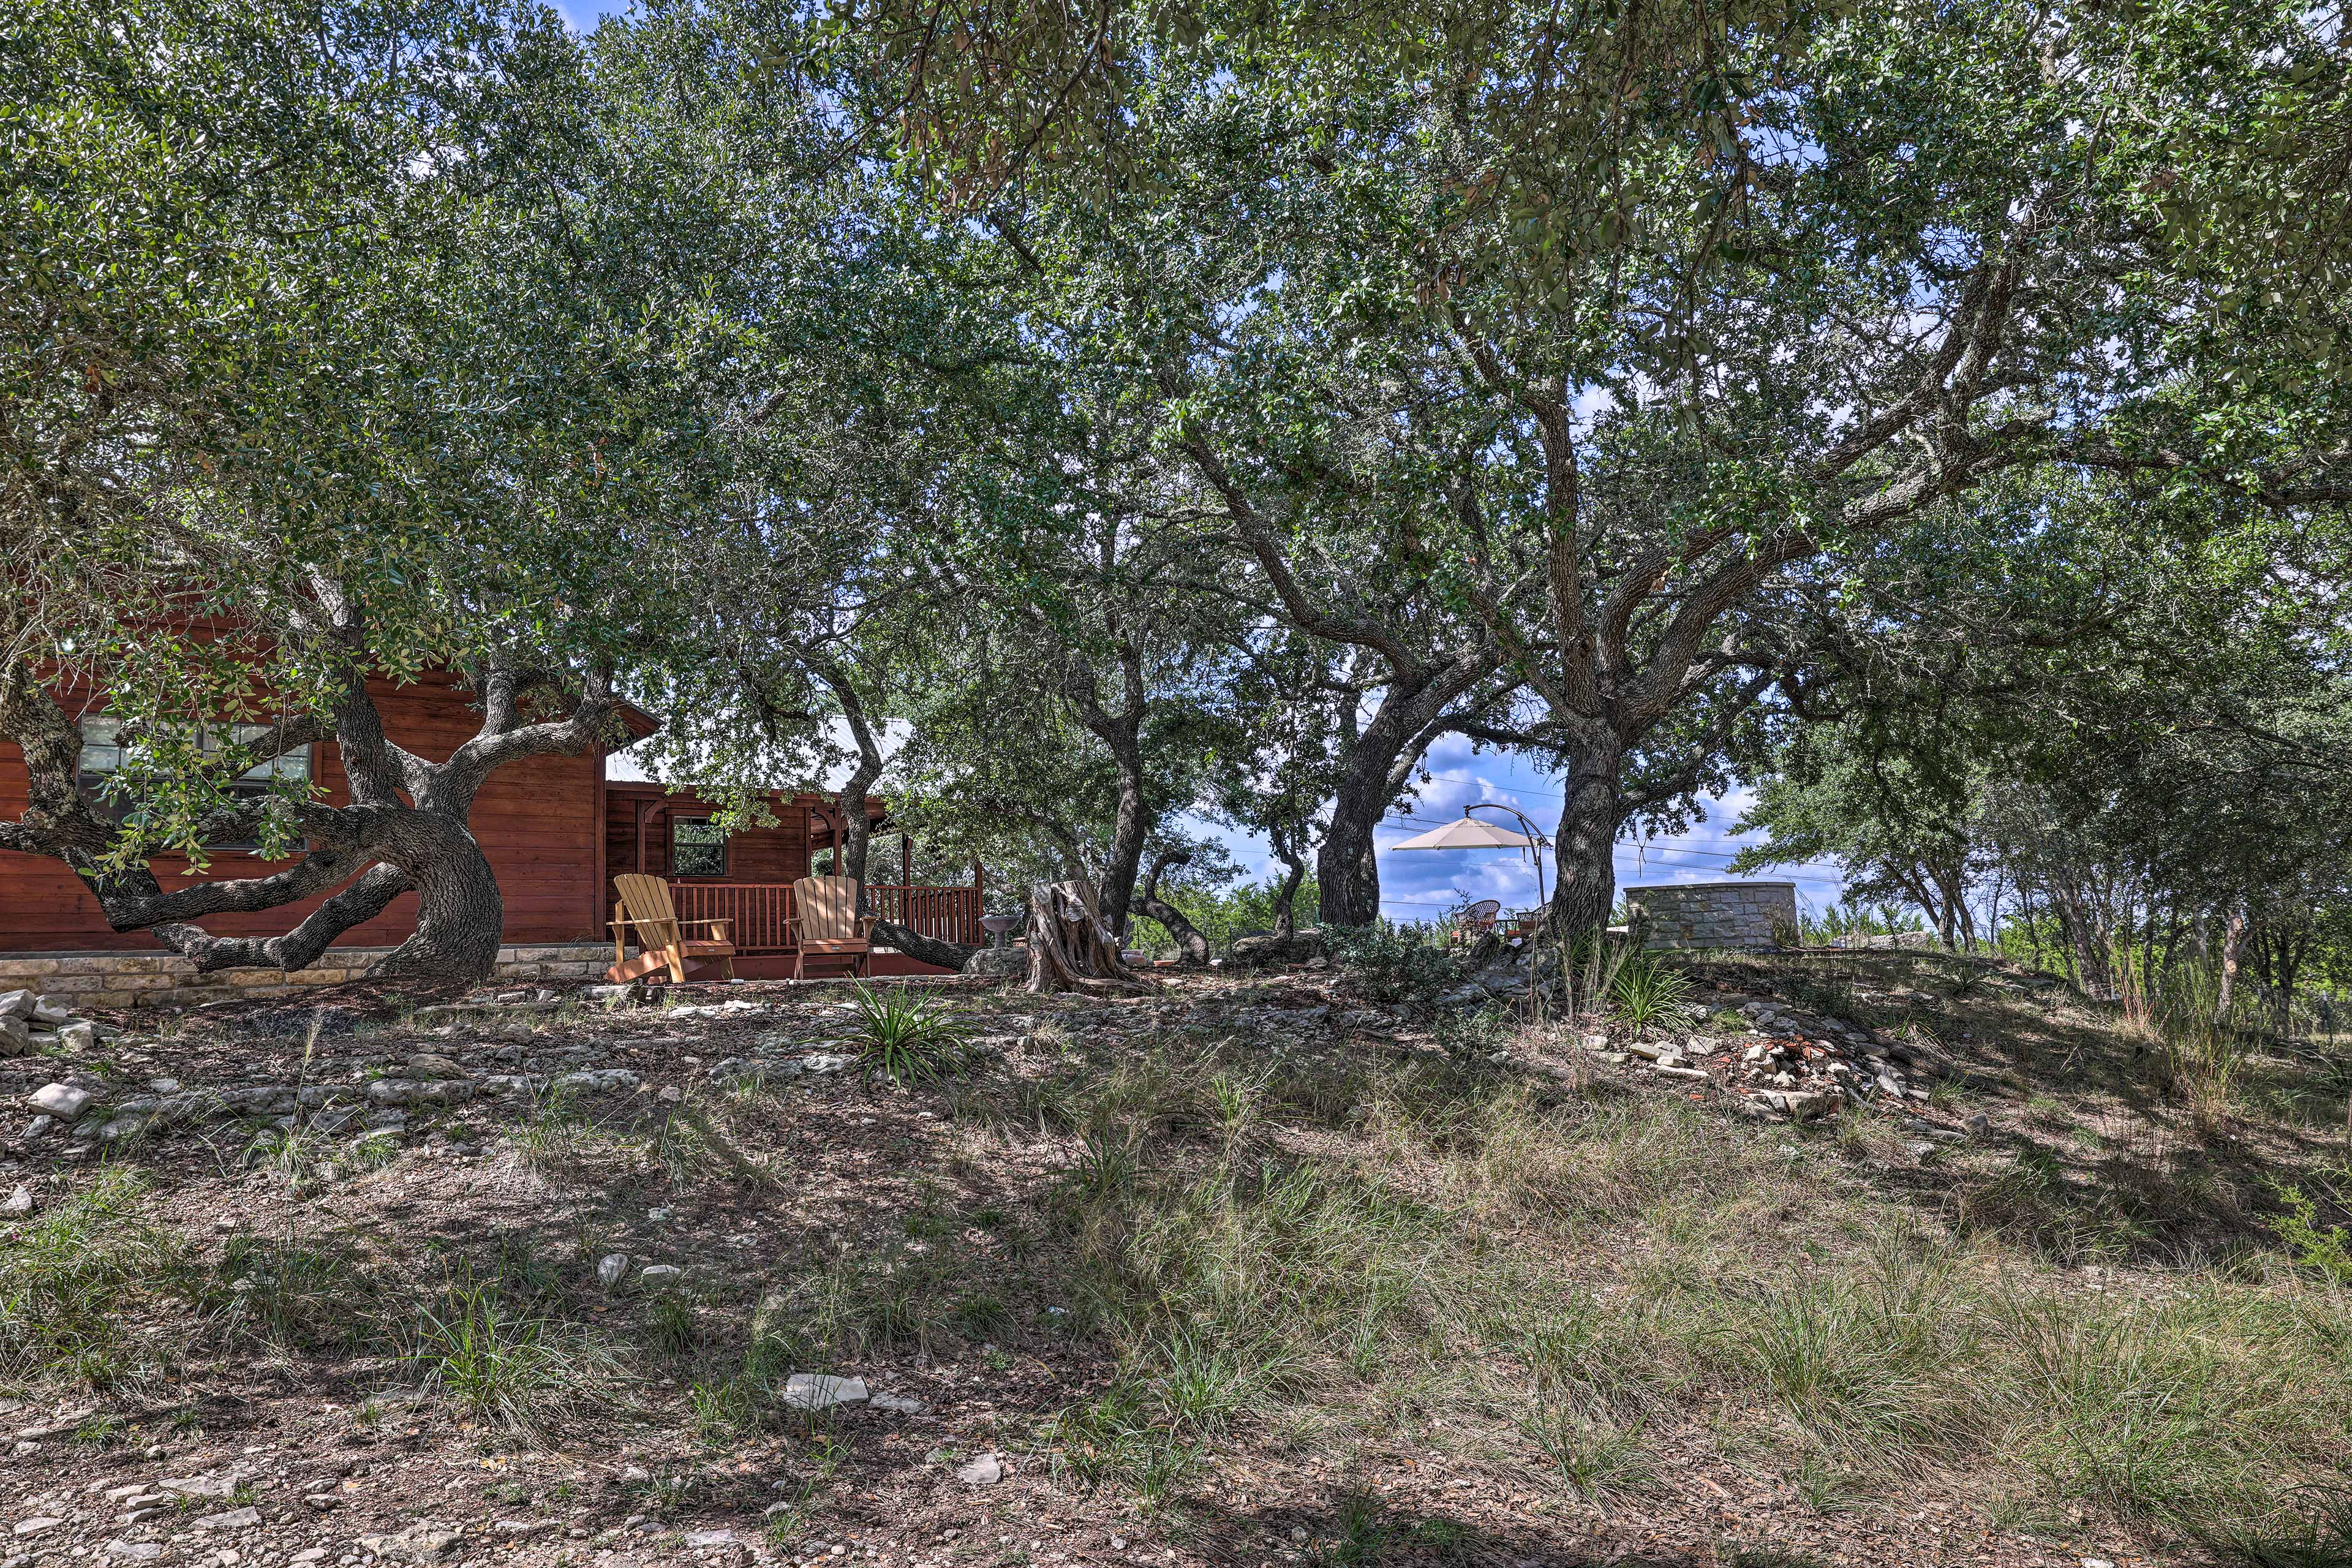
(1450, 899), (1502, 948)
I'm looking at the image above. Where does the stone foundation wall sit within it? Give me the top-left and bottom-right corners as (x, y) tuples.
(1623, 881), (1800, 951)
(1828, 930), (1942, 951)
(0, 943), (610, 1010)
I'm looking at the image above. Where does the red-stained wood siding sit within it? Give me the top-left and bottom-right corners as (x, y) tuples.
(601, 786), (824, 933)
(0, 671), (606, 951)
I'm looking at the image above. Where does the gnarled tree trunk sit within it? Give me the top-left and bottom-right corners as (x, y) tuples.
(1269, 824), (1308, 939)
(818, 657), (884, 891)
(872, 918), (976, 973)
(1134, 849), (1211, 968)
(1026, 878), (1152, 994)
(370, 815), (505, 979)
(0, 578), (620, 984)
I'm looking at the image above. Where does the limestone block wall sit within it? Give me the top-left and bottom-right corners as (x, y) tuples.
(0, 943), (609, 1011)
(1828, 930), (1942, 951)
(1623, 881), (1800, 951)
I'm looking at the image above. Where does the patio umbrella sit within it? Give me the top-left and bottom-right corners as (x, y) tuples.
(1389, 806), (1550, 906)
(1388, 815), (1537, 851)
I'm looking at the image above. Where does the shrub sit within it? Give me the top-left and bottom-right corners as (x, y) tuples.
(2263, 1177), (2352, 1286)
(209, 1236), (381, 1352)
(0, 1169), (188, 1388)
(1326, 923), (1466, 1003)
(1521, 1402), (1655, 1500)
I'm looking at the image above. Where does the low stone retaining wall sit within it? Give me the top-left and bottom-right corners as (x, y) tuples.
(1623, 880), (1800, 951)
(0, 944), (609, 1010)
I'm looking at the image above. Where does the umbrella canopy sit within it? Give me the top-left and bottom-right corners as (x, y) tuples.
(1390, 815), (1537, 851)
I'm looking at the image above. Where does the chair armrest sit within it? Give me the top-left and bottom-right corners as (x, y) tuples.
(856, 914), (880, 937)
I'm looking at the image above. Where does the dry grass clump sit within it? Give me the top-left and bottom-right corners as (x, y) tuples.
(1028, 1042), (2352, 1556)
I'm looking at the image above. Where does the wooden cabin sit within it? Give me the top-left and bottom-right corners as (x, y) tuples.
(603, 782), (984, 978)
(0, 669), (979, 978)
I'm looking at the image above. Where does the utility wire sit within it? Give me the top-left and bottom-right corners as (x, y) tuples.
(1379, 812), (1849, 877)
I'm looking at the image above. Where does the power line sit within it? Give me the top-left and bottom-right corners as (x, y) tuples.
(1417, 769), (1566, 801)
(1378, 814), (1849, 878)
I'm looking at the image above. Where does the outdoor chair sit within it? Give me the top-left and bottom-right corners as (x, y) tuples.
(1449, 899), (1502, 948)
(607, 872), (736, 984)
(790, 874), (878, 980)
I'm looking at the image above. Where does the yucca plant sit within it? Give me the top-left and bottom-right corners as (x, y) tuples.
(849, 982), (971, 1085)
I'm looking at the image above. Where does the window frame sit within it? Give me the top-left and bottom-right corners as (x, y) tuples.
(75, 715), (313, 854)
(667, 813), (730, 880)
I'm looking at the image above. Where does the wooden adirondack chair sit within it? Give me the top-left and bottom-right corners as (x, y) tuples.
(789, 874), (876, 980)
(607, 873), (736, 984)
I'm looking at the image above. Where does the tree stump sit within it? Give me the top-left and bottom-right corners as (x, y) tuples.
(1025, 879), (1153, 995)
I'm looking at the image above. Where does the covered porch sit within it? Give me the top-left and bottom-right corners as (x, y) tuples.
(601, 781), (984, 976)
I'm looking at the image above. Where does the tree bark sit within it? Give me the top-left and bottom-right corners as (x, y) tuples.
(1025, 878), (1152, 994)
(1099, 739), (1149, 940)
(818, 659), (884, 891)
(1135, 848), (1211, 968)
(1543, 739), (1624, 943)
(371, 816), (505, 978)
(1268, 823), (1308, 939)
(871, 919), (976, 972)
(1316, 663), (1498, 927)
(2214, 902), (2245, 1027)
(1319, 771), (1388, 929)
(1058, 641), (1153, 940)
(0, 584), (619, 983)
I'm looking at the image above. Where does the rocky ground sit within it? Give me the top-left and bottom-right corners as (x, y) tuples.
(2, 953), (2347, 1568)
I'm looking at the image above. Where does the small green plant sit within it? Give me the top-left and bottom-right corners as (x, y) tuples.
(510, 1084), (593, 1171)
(1048, 1384), (1208, 1504)
(1521, 1402), (1654, 1501)
(688, 1376), (756, 1443)
(407, 1284), (618, 1434)
(212, 1237), (380, 1351)
(1205, 1066), (1268, 1138)
(644, 1292), (701, 1355)
(1548, 926), (1634, 1019)
(848, 983), (972, 1084)
(1434, 1004), (1509, 1056)
(619, 1463), (699, 1516)
(1610, 954), (1697, 1032)
(1302, 1492), (1395, 1567)
(2263, 1176), (2352, 1285)
(0, 1167), (186, 1388)
(1070, 1123), (1140, 1199)
(73, 1412), (124, 1447)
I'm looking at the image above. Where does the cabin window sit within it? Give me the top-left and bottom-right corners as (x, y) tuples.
(77, 717), (312, 850)
(669, 815), (729, 878)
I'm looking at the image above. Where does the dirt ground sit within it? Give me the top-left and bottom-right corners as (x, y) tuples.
(2, 953), (2346, 1568)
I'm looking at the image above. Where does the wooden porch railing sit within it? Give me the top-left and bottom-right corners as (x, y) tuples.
(660, 881), (984, 953)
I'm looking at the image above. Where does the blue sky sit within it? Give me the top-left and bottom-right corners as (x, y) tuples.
(1194, 736), (1848, 924)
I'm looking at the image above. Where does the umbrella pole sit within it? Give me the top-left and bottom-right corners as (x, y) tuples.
(1463, 802), (1552, 913)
